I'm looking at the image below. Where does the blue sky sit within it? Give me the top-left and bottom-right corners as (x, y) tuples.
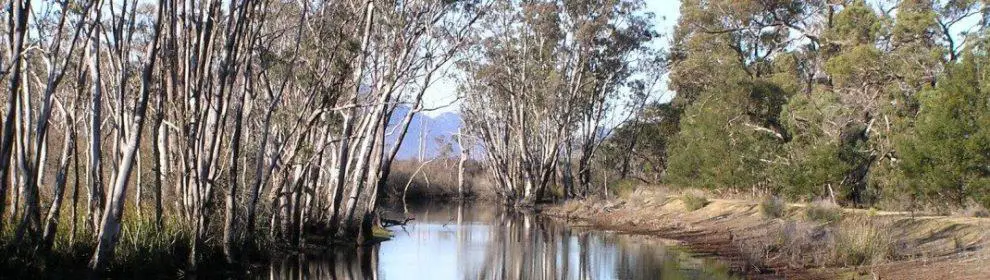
(419, 0), (682, 117)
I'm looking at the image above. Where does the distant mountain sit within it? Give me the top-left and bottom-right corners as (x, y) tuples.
(386, 106), (463, 160)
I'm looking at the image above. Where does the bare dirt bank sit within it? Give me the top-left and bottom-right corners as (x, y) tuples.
(541, 187), (990, 280)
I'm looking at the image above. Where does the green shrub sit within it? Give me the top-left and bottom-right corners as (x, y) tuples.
(760, 197), (787, 219)
(664, 80), (784, 191)
(805, 200), (842, 223)
(682, 193), (710, 211)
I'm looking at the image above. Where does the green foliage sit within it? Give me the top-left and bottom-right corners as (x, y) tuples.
(827, 0), (882, 45)
(681, 193), (710, 211)
(651, 0), (989, 212)
(897, 53), (990, 208)
(890, 0), (939, 46)
(825, 45), (884, 89)
(665, 78), (787, 191)
(773, 142), (851, 199)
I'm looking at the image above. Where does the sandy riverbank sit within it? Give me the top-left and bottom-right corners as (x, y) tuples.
(541, 187), (990, 280)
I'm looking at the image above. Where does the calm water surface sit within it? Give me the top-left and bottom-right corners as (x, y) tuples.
(264, 202), (736, 279)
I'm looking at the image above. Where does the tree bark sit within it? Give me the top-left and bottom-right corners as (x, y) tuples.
(329, 0), (375, 239)
(86, 8), (106, 234)
(457, 127), (468, 198)
(223, 70), (250, 264)
(90, 0), (163, 270)
(0, 0), (31, 233)
(41, 113), (76, 250)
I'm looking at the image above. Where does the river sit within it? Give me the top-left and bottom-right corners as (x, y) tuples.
(263, 202), (737, 279)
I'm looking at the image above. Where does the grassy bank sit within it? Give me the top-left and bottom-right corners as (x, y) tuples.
(544, 186), (990, 280)
(0, 213), (278, 278)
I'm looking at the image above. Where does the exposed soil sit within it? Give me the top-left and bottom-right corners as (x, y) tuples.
(541, 187), (990, 280)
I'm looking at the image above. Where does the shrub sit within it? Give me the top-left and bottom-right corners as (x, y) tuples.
(610, 179), (639, 199)
(682, 192), (710, 211)
(832, 219), (893, 266)
(954, 201), (990, 218)
(867, 207), (878, 217)
(760, 197), (787, 219)
(805, 200), (842, 223)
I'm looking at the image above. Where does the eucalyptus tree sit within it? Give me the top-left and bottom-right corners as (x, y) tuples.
(460, 0), (656, 204)
(326, 0), (489, 242)
(897, 48), (990, 208)
(85, 1), (106, 234)
(461, 0), (575, 205)
(30, 0), (95, 248)
(665, 0), (821, 194)
(0, 0), (31, 234)
(567, 0), (656, 196)
(0, 0), (486, 271)
(89, 0), (165, 271)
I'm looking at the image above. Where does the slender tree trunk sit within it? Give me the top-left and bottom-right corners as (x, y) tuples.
(617, 129), (639, 180)
(15, 73), (42, 241)
(457, 127), (468, 198)
(42, 115), (76, 249)
(0, 0), (31, 234)
(86, 9), (106, 234)
(151, 97), (166, 229)
(70, 120), (81, 243)
(135, 149), (142, 219)
(90, 0), (163, 270)
(245, 108), (273, 238)
(329, 0), (375, 239)
(223, 74), (249, 264)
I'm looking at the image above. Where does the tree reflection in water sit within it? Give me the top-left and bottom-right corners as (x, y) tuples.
(268, 246), (379, 280)
(265, 202), (735, 280)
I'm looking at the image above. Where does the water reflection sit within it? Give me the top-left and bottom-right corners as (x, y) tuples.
(265, 202), (735, 280)
(268, 247), (379, 280)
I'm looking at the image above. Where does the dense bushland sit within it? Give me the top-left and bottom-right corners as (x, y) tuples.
(602, 0), (990, 212)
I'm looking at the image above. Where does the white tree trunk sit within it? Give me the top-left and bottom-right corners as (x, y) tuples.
(90, 0), (163, 270)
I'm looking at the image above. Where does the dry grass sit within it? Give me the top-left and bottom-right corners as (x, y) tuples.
(831, 218), (894, 266)
(953, 201), (989, 218)
(760, 196), (787, 219)
(384, 159), (495, 200)
(804, 200), (843, 223)
(548, 185), (990, 278)
(743, 217), (894, 269)
(609, 179), (639, 199)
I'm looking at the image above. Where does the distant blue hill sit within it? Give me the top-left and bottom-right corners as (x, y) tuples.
(386, 106), (463, 160)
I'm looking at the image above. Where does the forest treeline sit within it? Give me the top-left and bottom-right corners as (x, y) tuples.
(603, 0), (990, 211)
(0, 0), (495, 273)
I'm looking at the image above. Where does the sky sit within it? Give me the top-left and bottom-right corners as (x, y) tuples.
(418, 0), (683, 117)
